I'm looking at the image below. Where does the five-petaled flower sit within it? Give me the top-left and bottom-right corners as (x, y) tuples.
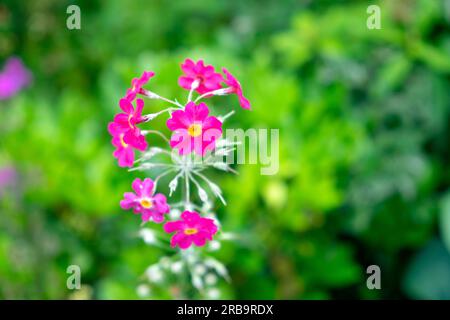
(125, 71), (154, 102)
(166, 102), (222, 156)
(178, 59), (223, 95)
(222, 68), (251, 110)
(163, 211), (218, 249)
(120, 178), (170, 222)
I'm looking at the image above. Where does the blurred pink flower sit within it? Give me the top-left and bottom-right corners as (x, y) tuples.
(0, 166), (17, 194)
(222, 68), (251, 110)
(120, 178), (170, 223)
(0, 57), (32, 100)
(125, 71), (154, 102)
(178, 59), (223, 94)
(163, 211), (218, 249)
(166, 102), (222, 156)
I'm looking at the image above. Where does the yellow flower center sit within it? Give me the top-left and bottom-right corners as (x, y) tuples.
(187, 124), (202, 137)
(120, 134), (128, 148)
(184, 228), (198, 235)
(140, 198), (153, 209)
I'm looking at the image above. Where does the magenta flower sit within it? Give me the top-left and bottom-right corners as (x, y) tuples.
(222, 68), (251, 110)
(0, 57), (32, 100)
(178, 59), (223, 95)
(108, 122), (144, 167)
(108, 97), (148, 147)
(166, 102), (222, 156)
(163, 211), (218, 249)
(120, 178), (170, 223)
(125, 71), (155, 102)
(108, 98), (148, 167)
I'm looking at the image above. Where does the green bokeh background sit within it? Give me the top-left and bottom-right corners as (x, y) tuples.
(1, 0), (450, 299)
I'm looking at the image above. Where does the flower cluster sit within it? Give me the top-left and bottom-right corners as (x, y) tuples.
(0, 57), (32, 100)
(107, 71), (154, 168)
(108, 60), (250, 168)
(108, 98), (148, 167)
(108, 58), (250, 297)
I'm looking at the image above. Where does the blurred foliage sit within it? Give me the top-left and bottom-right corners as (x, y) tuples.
(0, 0), (449, 299)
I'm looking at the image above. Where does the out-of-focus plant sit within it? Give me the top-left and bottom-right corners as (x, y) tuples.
(272, 0), (450, 298)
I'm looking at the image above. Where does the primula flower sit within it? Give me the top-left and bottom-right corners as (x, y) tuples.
(166, 102), (222, 156)
(108, 98), (148, 148)
(125, 71), (154, 101)
(120, 178), (170, 222)
(0, 57), (32, 100)
(163, 211), (218, 249)
(108, 123), (145, 167)
(222, 68), (251, 110)
(178, 59), (223, 95)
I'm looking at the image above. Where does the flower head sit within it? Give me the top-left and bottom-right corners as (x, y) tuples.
(222, 68), (251, 110)
(120, 178), (170, 222)
(178, 59), (223, 95)
(125, 71), (154, 102)
(0, 57), (32, 100)
(163, 211), (218, 249)
(166, 102), (222, 156)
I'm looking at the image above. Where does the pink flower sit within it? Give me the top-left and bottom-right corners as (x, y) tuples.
(0, 57), (32, 100)
(125, 71), (154, 101)
(178, 59), (223, 95)
(108, 98), (148, 167)
(0, 166), (17, 196)
(108, 122), (144, 167)
(166, 102), (222, 156)
(222, 68), (251, 110)
(120, 178), (170, 223)
(108, 97), (147, 145)
(163, 211), (218, 249)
